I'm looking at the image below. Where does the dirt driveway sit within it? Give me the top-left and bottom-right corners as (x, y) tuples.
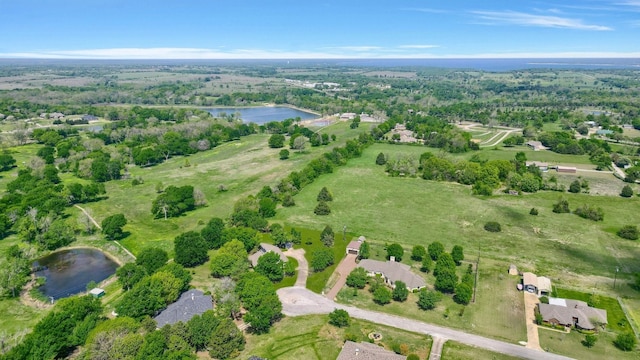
(325, 254), (357, 300)
(523, 292), (543, 351)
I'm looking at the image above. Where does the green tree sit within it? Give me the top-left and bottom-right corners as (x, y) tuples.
(617, 225), (639, 240)
(116, 263), (147, 291)
(151, 185), (196, 219)
(328, 309), (351, 327)
(620, 185), (634, 198)
(454, 282), (473, 305)
(373, 286), (392, 305)
(358, 241), (370, 260)
(420, 256), (433, 273)
(435, 270), (458, 293)
(314, 201), (331, 215)
(321, 225), (335, 247)
(417, 289), (441, 310)
(428, 242), (444, 261)
(210, 240), (249, 278)
(255, 251), (284, 282)
(613, 332), (636, 351)
(208, 318), (245, 359)
(375, 152), (387, 165)
(386, 243), (404, 262)
(392, 281), (409, 302)
(451, 245), (464, 265)
(310, 248), (334, 272)
(200, 217), (225, 249)
(317, 187), (333, 202)
(270, 224), (289, 248)
(268, 134), (285, 148)
(101, 213), (127, 240)
(258, 197), (277, 218)
(136, 247), (168, 274)
(411, 245), (427, 261)
(346, 267), (368, 289)
(0, 151), (16, 171)
(282, 193), (295, 206)
(434, 253), (456, 277)
(279, 149), (290, 160)
(582, 334), (597, 348)
(174, 231), (209, 267)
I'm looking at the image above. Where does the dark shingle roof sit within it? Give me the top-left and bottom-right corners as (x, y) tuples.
(154, 290), (213, 327)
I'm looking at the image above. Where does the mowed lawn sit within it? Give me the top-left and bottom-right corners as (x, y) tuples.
(275, 143), (640, 284)
(337, 258), (527, 344)
(441, 341), (522, 360)
(240, 314), (432, 360)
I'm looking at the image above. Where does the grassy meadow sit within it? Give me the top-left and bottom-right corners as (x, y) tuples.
(441, 341), (522, 360)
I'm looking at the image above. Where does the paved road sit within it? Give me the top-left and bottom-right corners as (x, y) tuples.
(284, 248), (308, 287)
(277, 287), (574, 360)
(325, 254), (357, 300)
(429, 336), (446, 360)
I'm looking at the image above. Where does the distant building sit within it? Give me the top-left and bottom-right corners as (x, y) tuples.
(337, 341), (406, 360)
(89, 288), (105, 298)
(596, 129), (614, 136)
(154, 290), (213, 328)
(556, 166), (577, 174)
(249, 243), (288, 267)
(340, 113), (357, 120)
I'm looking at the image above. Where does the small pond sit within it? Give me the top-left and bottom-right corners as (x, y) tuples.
(33, 248), (119, 300)
(206, 106), (318, 124)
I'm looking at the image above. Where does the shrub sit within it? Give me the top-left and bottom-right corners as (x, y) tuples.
(453, 283), (472, 305)
(451, 245), (464, 265)
(539, 296), (549, 304)
(417, 289), (441, 310)
(282, 194), (295, 207)
(373, 287), (392, 305)
(310, 249), (334, 272)
(484, 221), (501, 232)
(392, 281), (409, 302)
(420, 256), (433, 273)
(620, 185), (633, 198)
(375, 152), (387, 165)
(279, 149), (290, 160)
(569, 180), (581, 193)
(317, 187), (333, 202)
(328, 309), (350, 327)
(617, 225), (639, 240)
(346, 267), (368, 289)
(314, 201), (331, 215)
(582, 334), (597, 348)
(411, 245), (427, 261)
(552, 198), (570, 213)
(573, 204), (604, 221)
(529, 207), (539, 215)
(614, 332), (636, 351)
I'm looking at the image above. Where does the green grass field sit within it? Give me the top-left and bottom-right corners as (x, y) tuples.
(441, 341), (521, 360)
(275, 143), (640, 285)
(539, 328), (638, 360)
(240, 314), (432, 360)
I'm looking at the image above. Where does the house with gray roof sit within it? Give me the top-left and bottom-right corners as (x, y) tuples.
(538, 299), (607, 331)
(358, 259), (426, 291)
(154, 290), (213, 328)
(522, 272), (551, 297)
(337, 341), (406, 360)
(249, 243), (288, 267)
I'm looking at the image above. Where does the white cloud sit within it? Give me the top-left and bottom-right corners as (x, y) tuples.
(2, 48), (640, 60)
(403, 7), (448, 14)
(398, 45), (440, 49)
(471, 10), (613, 31)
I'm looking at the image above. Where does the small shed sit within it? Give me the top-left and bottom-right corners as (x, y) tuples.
(89, 288), (105, 298)
(508, 264), (518, 276)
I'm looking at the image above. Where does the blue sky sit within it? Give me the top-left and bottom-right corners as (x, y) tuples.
(1, 0), (640, 59)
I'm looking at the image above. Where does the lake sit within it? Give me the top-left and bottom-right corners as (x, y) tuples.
(33, 248), (119, 300)
(206, 106), (318, 125)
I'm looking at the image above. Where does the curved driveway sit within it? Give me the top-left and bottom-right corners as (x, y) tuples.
(277, 287), (573, 360)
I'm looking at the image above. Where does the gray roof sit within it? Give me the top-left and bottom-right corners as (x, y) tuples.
(337, 341), (406, 360)
(538, 300), (607, 330)
(249, 243), (288, 267)
(347, 240), (362, 250)
(358, 259), (426, 290)
(154, 290), (213, 327)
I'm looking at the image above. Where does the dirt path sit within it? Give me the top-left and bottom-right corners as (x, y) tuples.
(325, 254), (357, 300)
(74, 205), (136, 260)
(523, 292), (543, 351)
(284, 248), (308, 287)
(481, 129), (520, 147)
(277, 287), (573, 360)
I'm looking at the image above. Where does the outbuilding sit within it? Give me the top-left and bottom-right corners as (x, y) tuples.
(89, 288), (105, 298)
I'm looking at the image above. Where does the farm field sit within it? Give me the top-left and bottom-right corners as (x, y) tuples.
(240, 314), (432, 360)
